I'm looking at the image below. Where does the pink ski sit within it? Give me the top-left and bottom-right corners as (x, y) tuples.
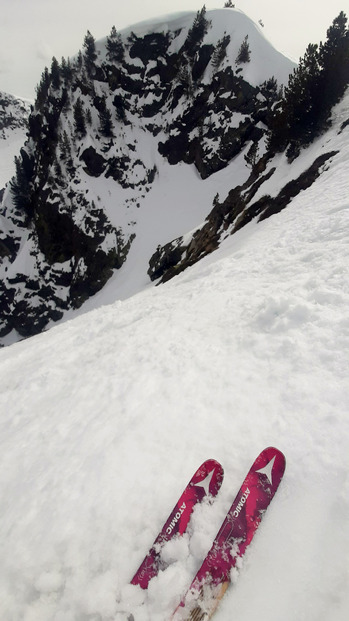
(171, 447), (286, 620)
(131, 459), (224, 589)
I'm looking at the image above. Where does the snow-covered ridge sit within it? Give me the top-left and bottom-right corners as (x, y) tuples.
(114, 8), (293, 87)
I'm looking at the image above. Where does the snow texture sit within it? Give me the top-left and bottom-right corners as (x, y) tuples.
(0, 89), (349, 620)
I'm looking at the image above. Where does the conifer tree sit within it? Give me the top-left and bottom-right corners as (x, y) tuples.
(59, 131), (71, 161)
(283, 43), (321, 143)
(178, 63), (193, 96)
(236, 35), (251, 64)
(73, 97), (87, 137)
(83, 30), (97, 76)
(113, 94), (127, 122)
(185, 5), (211, 57)
(10, 154), (34, 214)
(35, 67), (50, 108)
(76, 50), (83, 70)
(106, 26), (124, 63)
(268, 12), (349, 154)
(61, 57), (73, 83)
(50, 57), (61, 90)
(259, 76), (279, 104)
(98, 99), (114, 137)
(212, 34), (231, 68)
(318, 11), (349, 112)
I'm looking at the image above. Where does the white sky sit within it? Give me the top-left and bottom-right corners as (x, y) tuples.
(0, 0), (347, 99)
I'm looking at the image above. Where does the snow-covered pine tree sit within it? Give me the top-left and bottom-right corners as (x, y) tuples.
(236, 35), (251, 64)
(212, 35), (231, 68)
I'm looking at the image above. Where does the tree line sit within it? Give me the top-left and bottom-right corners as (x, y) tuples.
(268, 11), (349, 158)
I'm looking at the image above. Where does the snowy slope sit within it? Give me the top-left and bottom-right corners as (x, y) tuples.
(0, 91), (348, 620)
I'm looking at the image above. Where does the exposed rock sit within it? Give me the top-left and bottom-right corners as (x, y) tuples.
(148, 151), (339, 283)
(0, 92), (30, 137)
(80, 146), (107, 176)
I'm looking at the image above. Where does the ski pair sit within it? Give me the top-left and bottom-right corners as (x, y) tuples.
(130, 447), (286, 620)
(130, 458), (224, 589)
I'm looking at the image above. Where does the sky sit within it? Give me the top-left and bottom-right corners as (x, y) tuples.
(0, 0), (347, 100)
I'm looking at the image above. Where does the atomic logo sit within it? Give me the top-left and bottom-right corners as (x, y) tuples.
(255, 455), (276, 485)
(194, 468), (215, 495)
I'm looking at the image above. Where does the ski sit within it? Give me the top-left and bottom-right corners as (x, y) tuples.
(131, 459), (224, 589)
(170, 446), (286, 621)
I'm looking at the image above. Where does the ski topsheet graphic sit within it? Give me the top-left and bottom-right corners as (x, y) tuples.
(131, 459), (224, 589)
(171, 447), (286, 621)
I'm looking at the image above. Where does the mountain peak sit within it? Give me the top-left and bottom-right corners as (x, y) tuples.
(1, 8), (348, 346)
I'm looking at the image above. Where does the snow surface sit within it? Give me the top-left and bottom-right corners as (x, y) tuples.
(0, 85), (349, 620)
(0, 127), (28, 190)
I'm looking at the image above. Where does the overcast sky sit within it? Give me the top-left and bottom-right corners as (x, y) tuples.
(1, 0), (347, 99)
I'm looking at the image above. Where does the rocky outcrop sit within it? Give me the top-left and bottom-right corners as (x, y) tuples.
(158, 67), (265, 179)
(148, 150), (339, 283)
(0, 92), (31, 138)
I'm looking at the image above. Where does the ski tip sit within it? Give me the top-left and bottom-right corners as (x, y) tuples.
(254, 447), (286, 491)
(192, 459), (224, 497)
(263, 446), (286, 466)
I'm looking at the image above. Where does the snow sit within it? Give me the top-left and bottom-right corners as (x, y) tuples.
(116, 9), (294, 89)
(0, 127), (27, 189)
(1, 88), (349, 620)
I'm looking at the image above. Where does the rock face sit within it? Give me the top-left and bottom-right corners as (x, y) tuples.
(0, 8), (297, 343)
(147, 150), (339, 283)
(0, 93), (30, 139)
